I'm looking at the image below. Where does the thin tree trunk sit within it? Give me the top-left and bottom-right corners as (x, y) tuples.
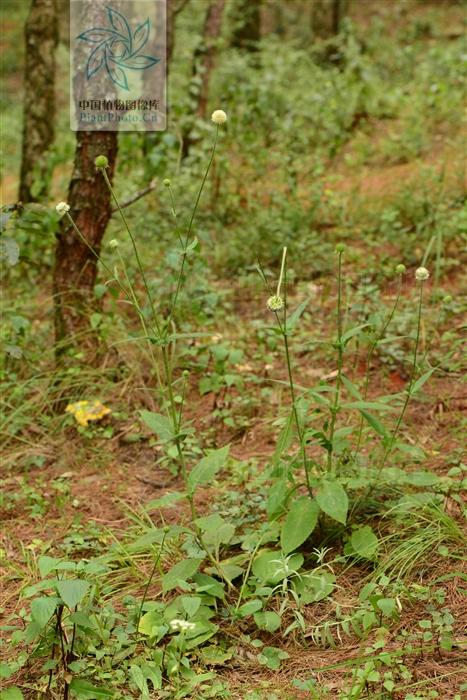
(53, 132), (118, 364)
(19, 0), (58, 203)
(182, 0), (226, 158)
(310, 0), (348, 39)
(230, 0), (261, 51)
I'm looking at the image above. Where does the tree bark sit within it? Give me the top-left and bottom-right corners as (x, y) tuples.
(310, 0), (349, 39)
(230, 0), (261, 51)
(181, 0), (226, 158)
(19, 0), (58, 203)
(53, 131), (118, 364)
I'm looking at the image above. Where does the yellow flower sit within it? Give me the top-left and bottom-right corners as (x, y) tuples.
(65, 400), (111, 427)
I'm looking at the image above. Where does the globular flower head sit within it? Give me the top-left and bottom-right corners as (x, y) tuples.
(211, 109), (227, 125)
(169, 618), (196, 632)
(163, 178), (171, 187)
(267, 295), (284, 312)
(56, 202), (70, 216)
(94, 155), (109, 169)
(442, 294), (452, 304)
(335, 243), (346, 254)
(415, 267), (430, 282)
(109, 239), (119, 249)
(396, 264), (406, 275)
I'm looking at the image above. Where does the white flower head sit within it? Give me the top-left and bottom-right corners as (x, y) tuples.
(211, 109), (227, 125)
(267, 295), (284, 312)
(109, 239), (119, 249)
(56, 202), (70, 216)
(415, 267), (430, 282)
(169, 618), (196, 632)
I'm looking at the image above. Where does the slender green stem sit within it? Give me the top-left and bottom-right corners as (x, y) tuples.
(135, 530), (167, 636)
(359, 280), (425, 508)
(167, 126), (219, 326)
(327, 251), (344, 476)
(100, 168), (163, 339)
(353, 277), (403, 463)
(271, 248), (313, 497)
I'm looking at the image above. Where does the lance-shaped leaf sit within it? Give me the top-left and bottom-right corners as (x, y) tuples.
(107, 6), (132, 45)
(77, 28), (121, 44)
(86, 46), (105, 79)
(120, 55), (160, 70)
(105, 50), (129, 90)
(133, 18), (150, 53)
(187, 445), (230, 494)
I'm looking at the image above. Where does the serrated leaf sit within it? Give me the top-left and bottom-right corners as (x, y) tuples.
(187, 445), (229, 493)
(316, 480), (348, 524)
(139, 410), (174, 440)
(55, 579), (90, 609)
(31, 596), (58, 629)
(281, 497), (319, 555)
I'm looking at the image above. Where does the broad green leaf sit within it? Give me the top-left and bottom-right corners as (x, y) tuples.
(193, 573), (225, 599)
(55, 580), (90, 609)
(281, 497), (319, 555)
(162, 558), (202, 593)
(376, 598), (397, 617)
(0, 663), (13, 679)
(405, 471), (440, 486)
(252, 550), (304, 584)
(181, 596), (201, 618)
(38, 555), (61, 578)
(139, 411), (174, 440)
(316, 480), (348, 524)
(254, 610), (281, 632)
(31, 596), (58, 629)
(69, 678), (113, 698)
(294, 570), (335, 603)
(237, 599), (263, 617)
(0, 237), (20, 266)
(138, 610), (167, 640)
(266, 478), (290, 520)
(350, 526), (379, 560)
(0, 689), (23, 700)
(187, 445), (229, 493)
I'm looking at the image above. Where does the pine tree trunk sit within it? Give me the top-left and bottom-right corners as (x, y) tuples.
(53, 131), (118, 364)
(19, 0), (58, 203)
(182, 0), (226, 158)
(230, 0), (261, 51)
(310, 0), (348, 39)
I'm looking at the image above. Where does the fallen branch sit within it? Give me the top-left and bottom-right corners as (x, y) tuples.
(111, 180), (157, 213)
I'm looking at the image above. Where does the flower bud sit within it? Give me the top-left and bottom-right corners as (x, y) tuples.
(396, 264), (406, 275)
(109, 239), (119, 249)
(335, 243), (346, 254)
(442, 295), (452, 304)
(415, 267), (430, 282)
(94, 155), (109, 168)
(211, 109), (227, 125)
(267, 295), (284, 312)
(163, 178), (171, 187)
